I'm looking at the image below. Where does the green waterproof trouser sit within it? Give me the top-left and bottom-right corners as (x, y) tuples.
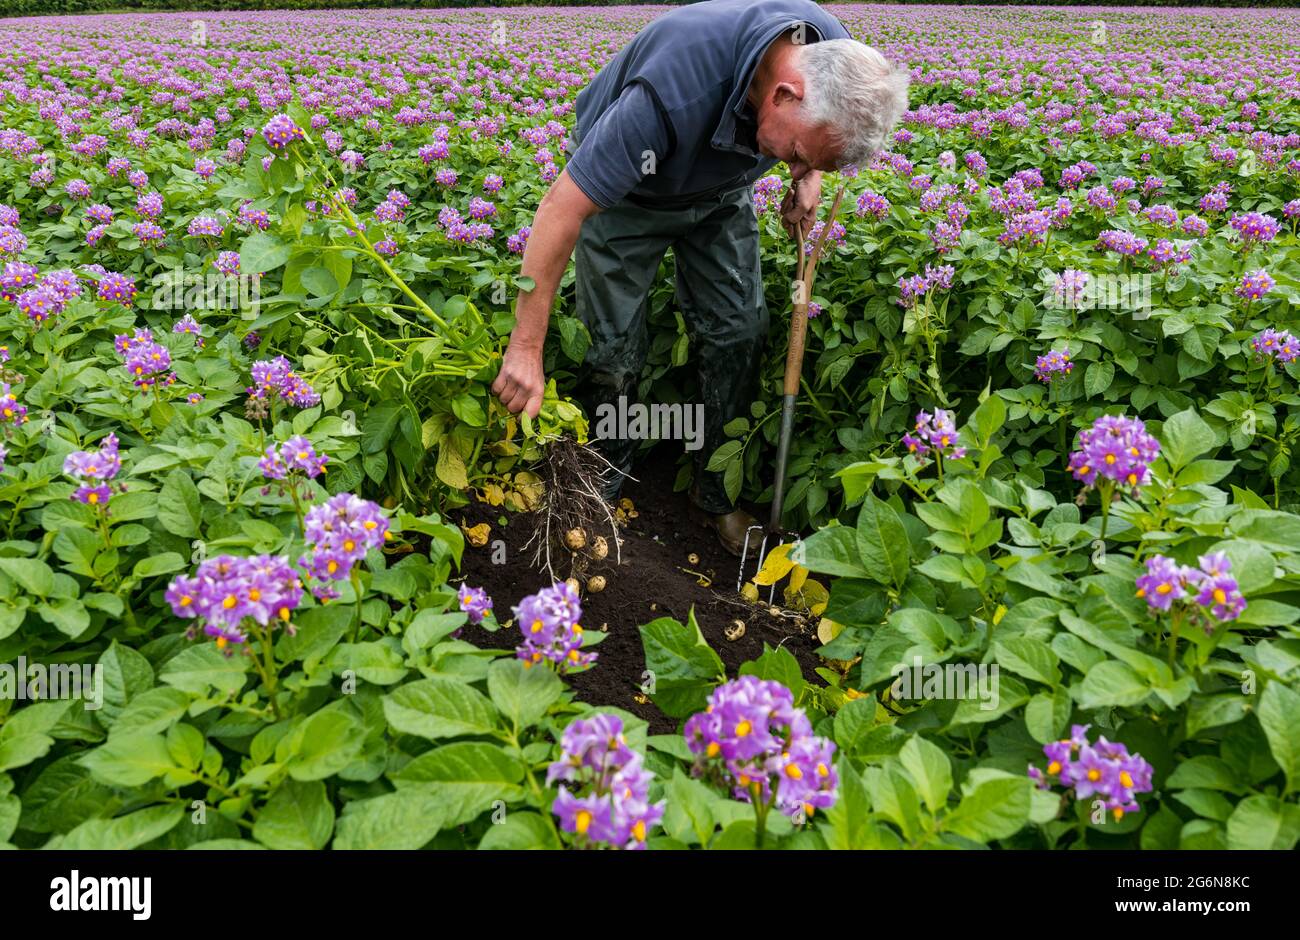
(572, 184), (769, 514)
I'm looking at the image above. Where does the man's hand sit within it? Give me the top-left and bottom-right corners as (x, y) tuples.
(780, 170), (822, 240)
(492, 340), (546, 419)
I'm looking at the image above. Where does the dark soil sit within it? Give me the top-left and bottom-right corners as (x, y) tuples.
(454, 444), (823, 734)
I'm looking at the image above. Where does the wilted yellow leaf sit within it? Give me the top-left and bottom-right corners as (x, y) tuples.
(460, 522), (491, 547)
(785, 575), (828, 615)
(478, 483), (506, 506)
(753, 543), (795, 586)
(512, 471), (544, 510)
(787, 563), (808, 595)
(816, 617), (844, 644)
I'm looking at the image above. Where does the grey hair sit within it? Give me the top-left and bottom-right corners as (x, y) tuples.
(796, 39), (910, 168)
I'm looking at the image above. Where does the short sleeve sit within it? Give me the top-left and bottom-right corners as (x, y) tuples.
(565, 82), (673, 209)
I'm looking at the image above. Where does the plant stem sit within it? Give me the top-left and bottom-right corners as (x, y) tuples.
(349, 567), (364, 642)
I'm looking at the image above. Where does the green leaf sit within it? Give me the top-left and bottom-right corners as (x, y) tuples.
(112, 687), (192, 737)
(662, 767), (718, 846)
(382, 676), (500, 740)
(0, 732), (53, 772)
(1160, 408), (1217, 470)
(281, 708), (365, 781)
(97, 641), (155, 727)
(1075, 660), (1151, 709)
(0, 558), (54, 597)
(824, 760), (897, 849)
(325, 641), (408, 685)
(487, 658), (563, 730)
(971, 393), (1007, 447)
(1186, 693), (1250, 737)
(157, 469), (203, 539)
(897, 736), (953, 814)
(59, 804), (184, 850)
(863, 764), (923, 842)
(478, 812), (562, 850)
(0, 779), (18, 843)
(638, 612), (725, 718)
(993, 637), (1061, 687)
(132, 552), (186, 580)
(737, 645), (805, 698)
(159, 645), (250, 696)
(391, 741), (526, 826)
(1257, 681), (1300, 795)
(299, 266), (338, 298)
(943, 775), (1031, 843)
(1084, 360), (1114, 397)
(78, 732), (182, 787)
(253, 779), (335, 849)
(14, 756), (114, 835)
(240, 232), (292, 274)
(854, 495), (910, 588)
(797, 526), (867, 578)
(1225, 795), (1300, 850)
(333, 791), (447, 850)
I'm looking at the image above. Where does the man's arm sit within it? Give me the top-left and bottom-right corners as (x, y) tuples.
(493, 81), (672, 417)
(492, 169), (599, 418)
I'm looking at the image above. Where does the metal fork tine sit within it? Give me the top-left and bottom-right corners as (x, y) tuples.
(735, 523), (766, 592)
(767, 538), (785, 605)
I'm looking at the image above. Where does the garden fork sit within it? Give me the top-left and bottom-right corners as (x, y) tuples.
(737, 185), (847, 598)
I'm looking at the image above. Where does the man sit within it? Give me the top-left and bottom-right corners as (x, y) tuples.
(492, 0), (908, 555)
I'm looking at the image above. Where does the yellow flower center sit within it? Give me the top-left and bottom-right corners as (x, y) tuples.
(1120, 770), (1134, 788)
(531, 619), (543, 633)
(179, 595), (192, 606)
(1047, 761), (1062, 775)
(248, 589), (261, 601)
(279, 607), (291, 621)
(734, 720), (751, 737)
(344, 539), (355, 552)
(632, 820), (646, 842)
(575, 810), (592, 835)
(1087, 769), (1101, 782)
(786, 763), (803, 780)
(326, 560), (338, 574)
(1213, 588), (1227, 605)
(87, 492), (99, 504)
(1156, 583), (1172, 595)
(222, 595), (237, 609)
(706, 741), (720, 758)
(1105, 453), (1116, 464)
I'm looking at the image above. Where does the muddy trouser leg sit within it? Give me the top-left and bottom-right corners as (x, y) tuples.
(672, 186), (769, 514)
(573, 198), (678, 501)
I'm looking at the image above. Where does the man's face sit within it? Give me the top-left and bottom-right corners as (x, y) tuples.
(753, 84), (841, 180)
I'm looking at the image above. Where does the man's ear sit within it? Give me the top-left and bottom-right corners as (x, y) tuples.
(773, 80), (803, 107)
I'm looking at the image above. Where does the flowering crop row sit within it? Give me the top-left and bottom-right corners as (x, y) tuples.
(0, 6), (1297, 851)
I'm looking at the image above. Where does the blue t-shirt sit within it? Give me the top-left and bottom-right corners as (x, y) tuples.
(566, 0), (851, 209)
